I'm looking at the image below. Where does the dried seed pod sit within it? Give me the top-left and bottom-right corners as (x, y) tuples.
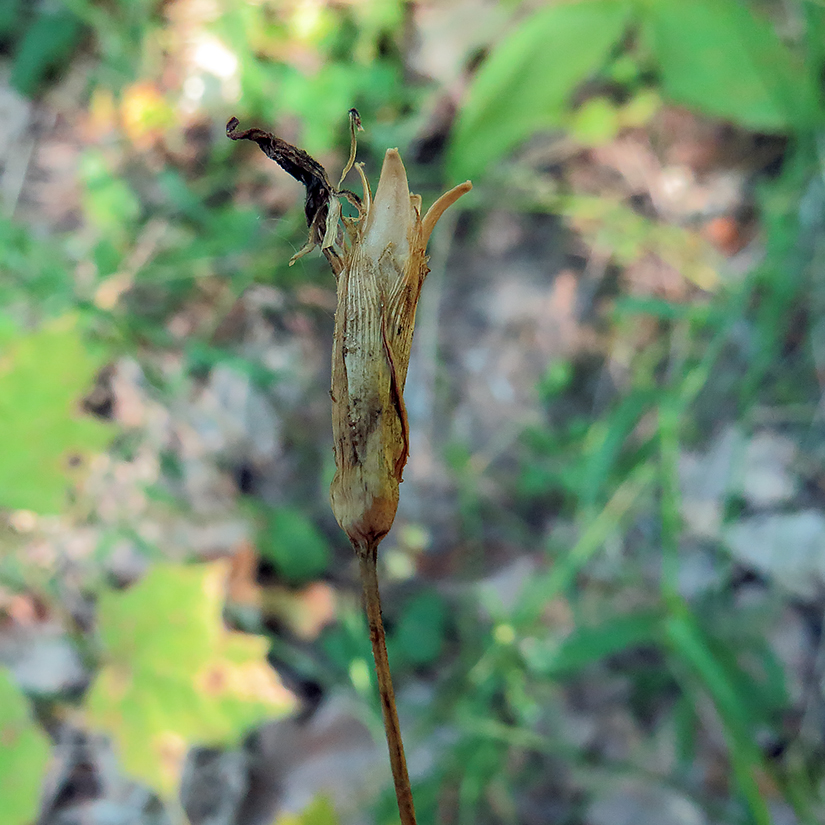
(226, 114), (470, 555)
(330, 149), (471, 555)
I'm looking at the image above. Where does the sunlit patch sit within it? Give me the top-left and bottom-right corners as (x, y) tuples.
(183, 75), (206, 104)
(233, 660), (294, 705)
(202, 559), (230, 606)
(260, 581), (336, 641)
(288, 0), (332, 44)
(349, 657), (371, 694)
(94, 272), (133, 311)
(192, 36), (238, 80)
(8, 510), (37, 533)
(493, 623), (516, 645)
(88, 88), (118, 136)
(120, 82), (175, 148)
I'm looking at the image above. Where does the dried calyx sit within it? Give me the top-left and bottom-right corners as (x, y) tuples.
(227, 111), (472, 557)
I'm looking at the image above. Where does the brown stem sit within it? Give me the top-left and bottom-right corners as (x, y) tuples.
(358, 547), (417, 825)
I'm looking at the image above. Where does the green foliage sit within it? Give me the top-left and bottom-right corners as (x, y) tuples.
(450, 0), (824, 179)
(0, 669), (52, 825)
(63, 0), (165, 89)
(0, 317), (112, 513)
(86, 562), (295, 797)
(523, 609), (663, 677)
(277, 795), (339, 825)
(257, 507), (332, 584)
(0, 0), (22, 38)
(8, 2), (85, 96)
(0, 219), (76, 319)
(448, 0), (632, 180)
(81, 152), (142, 242)
(389, 590), (448, 668)
(564, 195), (719, 289)
(642, 0), (822, 131)
(665, 613), (774, 825)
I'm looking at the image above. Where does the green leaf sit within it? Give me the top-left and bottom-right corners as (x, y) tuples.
(0, 317), (113, 513)
(562, 194), (719, 290)
(665, 612), (773, 825)
(579, 387), (657, 509)
(258, 507), (331, 584)
(86, 562), (295, 798)
(0, 0), (23, 39)
(391, 591), (447, 667)
(448, 0), (631, 180)
(11, 6), (85, 97)
(0, 669), (52, 825)
(81, 152), (142, 239)
(642, 0), (822, 131)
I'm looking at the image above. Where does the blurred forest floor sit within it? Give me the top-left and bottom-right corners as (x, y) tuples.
(2, 2), (825, 825)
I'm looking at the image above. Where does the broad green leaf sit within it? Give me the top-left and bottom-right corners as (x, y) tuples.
(86, 562), (295, 797)
(0, 669), (52, 825)
(11, 6), (85, 97)
(258, 507), (331, 584)
(0, 317), (113, 513)
(448, 0), (631, 180)
(642, 0), (822, 131)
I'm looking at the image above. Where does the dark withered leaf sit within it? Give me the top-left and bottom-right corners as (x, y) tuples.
(226, 117), (332, 231)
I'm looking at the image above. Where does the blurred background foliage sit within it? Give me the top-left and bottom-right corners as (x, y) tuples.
(2, 1), (825, 824)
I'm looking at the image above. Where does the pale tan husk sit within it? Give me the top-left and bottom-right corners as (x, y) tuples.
(329, 149), (471, 554)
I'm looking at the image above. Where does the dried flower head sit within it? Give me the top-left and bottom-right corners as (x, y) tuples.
(227, 112), (471, 557)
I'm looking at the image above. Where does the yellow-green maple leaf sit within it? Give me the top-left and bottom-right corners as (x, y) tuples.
(86, 562), (295, 797)
(0, 316), (112, 513)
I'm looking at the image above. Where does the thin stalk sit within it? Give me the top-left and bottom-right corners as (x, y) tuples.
(358, 547), (417, 825)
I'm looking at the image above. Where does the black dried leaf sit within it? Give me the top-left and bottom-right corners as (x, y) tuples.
(226, 116), (333, 232)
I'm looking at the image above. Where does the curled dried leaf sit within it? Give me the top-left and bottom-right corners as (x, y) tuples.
(226, 116), (332, 230)
(226, 116), (343, 272)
